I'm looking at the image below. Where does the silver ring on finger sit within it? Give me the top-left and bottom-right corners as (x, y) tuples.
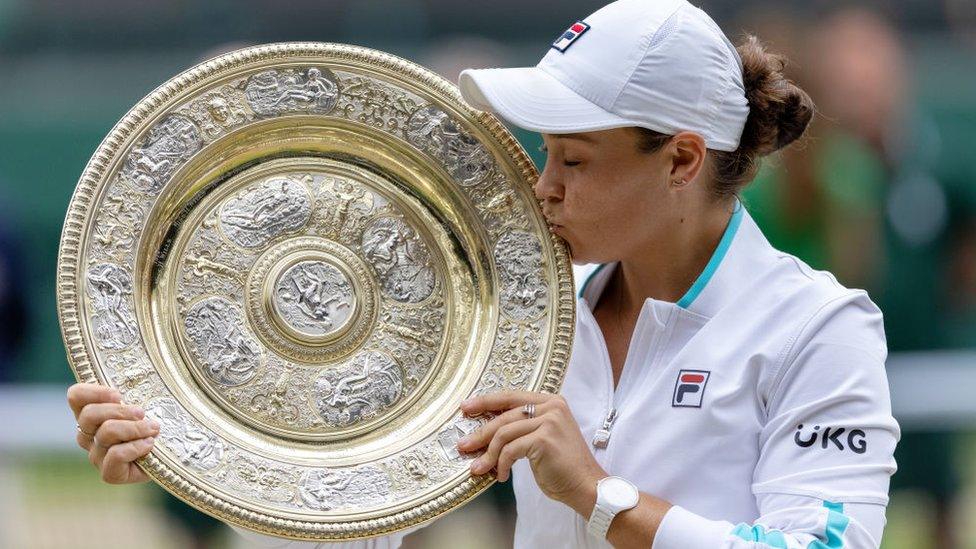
(522, 403), (536, 419)
(77, 423), (95, 438)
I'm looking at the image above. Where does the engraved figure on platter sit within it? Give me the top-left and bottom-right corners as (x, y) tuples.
(337, 75), (420, 130)
(327, 178), (371, 238)
(487, 319), (541, 390)
(91, 190), (147, 260)
(495, 231), (543, 276)
(405, 457), (428, 480)
(495, 231), (548, 319)
(406, 106), (492, 186)
(382, 446), (456, 495)
(86, 263), (138, 350)
(219, 178), (312, 248)
(361, 216), (435, 303)
(275, 261), (354, 336)
(108, 356), (159, 406)
(299, 466), (389, 511)
(186, 88), (249, 140)
(249, 371), (300, 424)
(475, 183), (529, 235)
(455, 143), (494, 186)
(232, 457), (299, 503)
(112, 356), (152, 391)
(501, 270), (548, 320)
(184, 297), (261, 386)
(208, 95), (233, 123)
(244, 68), (339, 116)
(314, 351), (403, 428)
(144, 398), (224, 471)
(120, 114), (203, 192)
(185, 248), (242, 284)
(273, 68), (334, 107)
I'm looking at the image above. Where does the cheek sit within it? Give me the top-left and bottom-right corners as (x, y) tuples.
(566, 178), (647, 235)
(559, 187), (637, 262)
(563, 178), (669, 263)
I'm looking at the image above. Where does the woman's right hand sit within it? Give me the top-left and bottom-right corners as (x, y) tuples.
(66, 383), (160, 484)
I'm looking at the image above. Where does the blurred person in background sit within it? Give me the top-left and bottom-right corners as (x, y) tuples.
(744, 7), (962, 547)
(937, 1), (976, 351)
(806, 10), (961, 549)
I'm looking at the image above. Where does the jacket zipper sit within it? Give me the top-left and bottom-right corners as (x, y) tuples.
(587, 298), (672, 453)
(592, 407), (617, 449)
(586, 302), (620, 452)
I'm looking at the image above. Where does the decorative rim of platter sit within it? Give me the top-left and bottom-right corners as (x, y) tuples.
(56, 42), (575, 540)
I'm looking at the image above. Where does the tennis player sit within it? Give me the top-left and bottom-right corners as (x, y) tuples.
(67, 0), (899, 547)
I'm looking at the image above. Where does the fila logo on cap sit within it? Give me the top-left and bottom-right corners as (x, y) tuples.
(551, 21), (590, 52)
(672, 370), (710, 408)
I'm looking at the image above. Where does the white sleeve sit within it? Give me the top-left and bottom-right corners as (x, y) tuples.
(653, 294), (900, 549)
(229, 524), (416, 549)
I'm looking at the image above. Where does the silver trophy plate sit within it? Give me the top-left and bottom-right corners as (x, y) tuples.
(57, 43), (574, 541)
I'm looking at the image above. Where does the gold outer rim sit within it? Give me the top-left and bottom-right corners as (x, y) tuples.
(56, 42), (576, 541)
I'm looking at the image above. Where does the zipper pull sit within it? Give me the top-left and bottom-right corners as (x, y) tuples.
(591, 407), (617, 449)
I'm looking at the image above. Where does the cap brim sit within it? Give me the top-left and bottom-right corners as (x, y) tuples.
(458, 67), (632, 134)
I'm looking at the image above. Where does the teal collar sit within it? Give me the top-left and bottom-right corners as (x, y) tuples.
(676, 201), (744, 309)
(577, 263), (608, 300)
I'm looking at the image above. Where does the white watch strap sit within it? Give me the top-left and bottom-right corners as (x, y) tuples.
(587, 502), (615, 539)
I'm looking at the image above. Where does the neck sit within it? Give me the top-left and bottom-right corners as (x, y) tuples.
(616, 200), (735, 312)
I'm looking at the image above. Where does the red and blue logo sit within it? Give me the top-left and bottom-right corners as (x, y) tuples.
(672, 370), (710, 408)
(551, 21), (590, 53)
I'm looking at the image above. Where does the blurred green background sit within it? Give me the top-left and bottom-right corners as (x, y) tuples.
(1, 0), (975, 547)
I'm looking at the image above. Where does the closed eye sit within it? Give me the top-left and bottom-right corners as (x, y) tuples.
(538, 143), (580, 166)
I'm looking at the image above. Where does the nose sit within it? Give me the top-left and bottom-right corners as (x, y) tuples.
(534, 161), (564, 203)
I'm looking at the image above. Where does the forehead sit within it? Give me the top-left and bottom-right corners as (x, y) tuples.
(544, 128), (636, 146)
(552, 133), (597, 143)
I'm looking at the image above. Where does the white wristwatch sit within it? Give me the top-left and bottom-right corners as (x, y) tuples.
(586, 476), (640, 540)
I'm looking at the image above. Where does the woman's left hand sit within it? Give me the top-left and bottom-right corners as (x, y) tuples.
(457, 390), (607, 512)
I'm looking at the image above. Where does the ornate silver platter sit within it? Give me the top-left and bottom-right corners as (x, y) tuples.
(56, 43), (574, 540)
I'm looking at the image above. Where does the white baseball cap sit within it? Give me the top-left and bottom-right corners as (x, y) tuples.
(458, 0), (750, 152)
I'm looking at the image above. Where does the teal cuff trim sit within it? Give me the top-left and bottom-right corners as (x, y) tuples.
(676, 201), (744, 309)
(823, 501), (844, 514)
(730, 523), (789, 548)
(577, 263), (608, 299)
(808, 501), (850, 549)
(729, 500), (848, 549)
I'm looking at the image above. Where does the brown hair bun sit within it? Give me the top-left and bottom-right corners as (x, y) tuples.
(737, 34), (815, 156)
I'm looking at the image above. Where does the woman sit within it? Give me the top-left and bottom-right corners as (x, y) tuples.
(66, 0), (899, 547)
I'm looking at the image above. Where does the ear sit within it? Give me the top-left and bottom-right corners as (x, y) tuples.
(667, 131), (707, 188)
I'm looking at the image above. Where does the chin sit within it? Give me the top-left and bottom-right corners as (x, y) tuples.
(567, 244), (595, 265)
(567, 243), (614, 266)
(554, 232), (598, 265)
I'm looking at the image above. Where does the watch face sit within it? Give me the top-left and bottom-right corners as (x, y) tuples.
(602, 477), (639, 508)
